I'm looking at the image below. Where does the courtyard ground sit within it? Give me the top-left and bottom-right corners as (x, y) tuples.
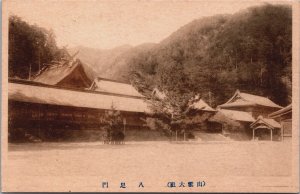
(2, 140), (296, 192)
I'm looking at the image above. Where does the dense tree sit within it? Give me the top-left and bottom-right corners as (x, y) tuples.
(9, 15), (66, 79)
(129, 4), (292, 107)
(101, 104), (125, 144)
(209, 4), (292, 104)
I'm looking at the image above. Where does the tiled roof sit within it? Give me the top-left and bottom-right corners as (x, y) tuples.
(90, 77), (144, 98)
(218, 109), (255, 122)
(9, 82), (151, 113)
(33, 59), (92, 87)
(218, 90), (282, 109)
(190, 99), (216, 112)
(269, 104), (292, 118)
(251, 116), (281, 129)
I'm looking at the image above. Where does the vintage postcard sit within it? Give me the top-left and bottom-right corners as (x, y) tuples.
(1, 0), (299, 192)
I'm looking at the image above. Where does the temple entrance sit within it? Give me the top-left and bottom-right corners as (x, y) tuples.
(253, 127), (273, 141)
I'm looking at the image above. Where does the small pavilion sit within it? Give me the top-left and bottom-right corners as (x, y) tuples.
(250, 115), (281, 141)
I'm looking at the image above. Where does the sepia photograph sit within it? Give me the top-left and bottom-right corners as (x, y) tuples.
(1, 0), (299, 192)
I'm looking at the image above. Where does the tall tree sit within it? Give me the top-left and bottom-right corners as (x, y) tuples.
(9, 15), (65, 79)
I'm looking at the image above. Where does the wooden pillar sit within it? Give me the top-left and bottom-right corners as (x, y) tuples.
(222, 124), (224, 135)
(270, 128), (273, 141)
(123, 118), (126, 135)
(175, 130), (178, 142)
(183, 131), (186, 141)
(28, 64), (32, 80)
(252, 129), (255, 140)
(281, 126), (284, 141)
(280, 119), (284, 142)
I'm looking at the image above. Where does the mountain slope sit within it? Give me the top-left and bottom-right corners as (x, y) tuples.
(69, 4), (291, 106)
(128, 4), (292, 106)
(68, 43), (156, 82)
(99, 43), (157, 82)
(68, 45), (132, 78)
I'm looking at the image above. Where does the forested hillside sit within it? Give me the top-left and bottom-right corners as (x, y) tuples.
(128, 4), (292, 106)
(9, 16), (66, 79)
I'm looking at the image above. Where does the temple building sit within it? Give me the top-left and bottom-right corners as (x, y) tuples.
(217, 89), (282, 119)
(33, 57), (93, 89)
(269, 104), (292, 141)
(8, 79), (159, 142)
(250, 116), (281, 141)
(214, 90), (283, 140)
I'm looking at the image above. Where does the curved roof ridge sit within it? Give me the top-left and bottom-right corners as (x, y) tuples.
(33, 59), (85, 85)
(269, 104), (292, 118)
(239, 92), (282, 108)
(220, 89), (282, 109)
(251, 116), (281, 129)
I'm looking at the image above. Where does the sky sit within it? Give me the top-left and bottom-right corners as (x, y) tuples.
(7, 0), (281, 49)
